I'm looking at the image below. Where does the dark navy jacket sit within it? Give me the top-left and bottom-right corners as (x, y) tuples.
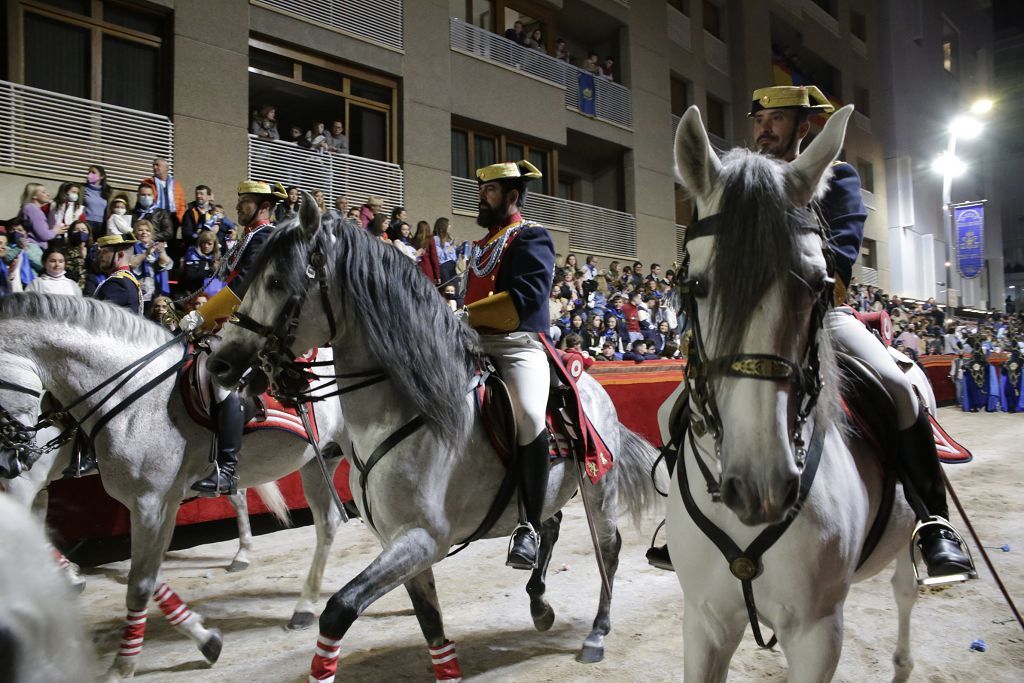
(94, 270), (141, 314)
(225, 225), (274, 299)
(496, 225), (555, 333)
(819, 161), (867, 287)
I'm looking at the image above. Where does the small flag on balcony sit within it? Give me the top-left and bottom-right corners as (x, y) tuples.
(578, 72), (596, 117)
(954, 201), (985, 279)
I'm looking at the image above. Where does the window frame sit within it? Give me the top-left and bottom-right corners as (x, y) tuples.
(451, 122), (557, 195)
(8, 0), (170, 113)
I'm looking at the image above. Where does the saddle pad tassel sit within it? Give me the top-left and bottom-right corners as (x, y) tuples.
(429, 640), (463, 682)
(309, 633), (343, 682)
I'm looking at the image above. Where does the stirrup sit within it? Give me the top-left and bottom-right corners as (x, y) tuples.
(646, 520), (674, 571)
(193, 462), (237, 498)
(506, 523), (539, 569)
(910, 516), (978, 586)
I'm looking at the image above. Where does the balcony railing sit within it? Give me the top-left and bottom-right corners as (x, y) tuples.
(0, 79), (174, 187)
(249, 136), (404, 213)
(253, 0), (404, 51)
(676, 224), (687, 267)
(451, 176), (637, 258)
(449, 18), (633, 128)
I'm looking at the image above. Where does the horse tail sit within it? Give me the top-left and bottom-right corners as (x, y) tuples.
(253, 481), (292, 527)
(613, 426), (666, 527)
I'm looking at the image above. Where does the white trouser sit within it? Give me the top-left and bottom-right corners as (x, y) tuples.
(826, 308), (919, 430)
(480, 332), (550, 445)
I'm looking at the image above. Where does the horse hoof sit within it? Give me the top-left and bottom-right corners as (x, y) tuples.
(226, 559), (250, 573)
(530, 603), (555, 631)
(200, 628), (223, 664)
(69, 577), (87, 594)
(576, 644), (605, 664)
(287, 611), (316, 630)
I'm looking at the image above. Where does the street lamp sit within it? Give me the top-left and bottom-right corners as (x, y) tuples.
(934, 98), (993, 311)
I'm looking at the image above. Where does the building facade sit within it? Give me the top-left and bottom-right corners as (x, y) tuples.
(0, 0), (1000, 306)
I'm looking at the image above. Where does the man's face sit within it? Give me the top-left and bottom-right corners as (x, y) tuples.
(477, 182), (513, 228)
(195, 188), (210, 205)
(331, 122), (344, 135)
(514, 21), (523, 32)
(337, 197), (348, 212)
(97, 248), (117, 272)
(153, 159), (169, 179)
(236, 195), (260, 224)
(0, 235), (7, 259)
(752, 109), (806, 160)
(138, 186), (154, 204)
(651, 266), (660, 276)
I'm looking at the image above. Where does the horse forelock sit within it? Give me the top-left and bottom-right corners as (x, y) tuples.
(0, 292), (172, 348)
(263, 222), (481, 447)
(708, 148), (802, 361)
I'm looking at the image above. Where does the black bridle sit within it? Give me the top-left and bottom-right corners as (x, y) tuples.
(670, 206), (836, 648)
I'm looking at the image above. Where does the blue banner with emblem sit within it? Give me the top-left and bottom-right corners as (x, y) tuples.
(954, 201), (985, 279)
(578, 72), (596, 117)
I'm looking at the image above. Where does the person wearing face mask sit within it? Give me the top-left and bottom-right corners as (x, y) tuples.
(27, 249), (81, 297)
(50, 182), (86, 245)
(0, 228), (24, 297)
(62, 219), (93, 291)
(83, 164), (112, 237)
(105, 195), (134, 236)
(132, 183), (175, 243)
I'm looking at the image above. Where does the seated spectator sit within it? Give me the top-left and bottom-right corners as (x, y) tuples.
(5, 220), (43, 277)
(325, 120), (349, 154)
(106, 194), (134, 236)
(505, 20), (526, 45)
(181, 230), (224, 297)
(603, 314), (628, 353)
(582, 310), (605, 356)
(306, 121), (329, 152)
(525, 28), (545, 52)
(647, 320), (676, 355)
(250, 105), (279, 140)
(361, 196), (383, 228)
(132, 184), (175, 243)
(149, 295), (177, 330)
(554, 38), (570, 62)
(130, 220), (172, 307)
(63, 219), (92, 291)
(441, 283), (459, 312)
(582, 254), (598, 281)
(18, 183), (62, 248)
(596, 341), (621, 362)
(50, 182), (86, 244)
(622, 339), (659, 363)
(27, 248), (81, 297)
(83, 164), (112, 237)
(275, 186), (302, 224)
(562, 333), (595, 370)
(599, 56), (615, 81)
(562, 313), (586, 344)
(368, 214), (390, 241)
(223, 221), (239, 252)
(661, 342), (680, 359)
(285, 124), (312, 149)
(0, 229), (20, 296)
(414, 220), (440, 284)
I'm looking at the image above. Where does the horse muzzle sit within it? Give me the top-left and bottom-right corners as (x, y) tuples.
(720, 469), (800, 526)
(0, 450), (24, 480)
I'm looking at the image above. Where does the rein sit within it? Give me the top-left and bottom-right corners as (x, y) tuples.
(670, 207), (835, 648)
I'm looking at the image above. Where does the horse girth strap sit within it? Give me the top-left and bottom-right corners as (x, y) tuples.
(677, 418), (826, 649)
(350, 415), (426, 533)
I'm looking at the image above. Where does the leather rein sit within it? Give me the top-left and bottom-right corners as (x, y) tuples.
(669, 207), (836, 649)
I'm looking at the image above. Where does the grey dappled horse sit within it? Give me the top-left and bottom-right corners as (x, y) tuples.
(0, 293), (349, 680)
(665, 105), (926, 681)
(207, 196), (666, 679)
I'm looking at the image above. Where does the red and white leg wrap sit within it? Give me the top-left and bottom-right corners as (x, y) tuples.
(429, 640), (462, 682)
(309, 632), (342, 683)
(117, 608), (148, 657)
(153, 582), (196, 627)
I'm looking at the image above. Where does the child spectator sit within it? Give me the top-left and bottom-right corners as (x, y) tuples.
(596, 341), (620, 361)
(306, 121), (329, 152)
(285, 124), (312, 149)
(27, 249), (81, 297)
(50, 182), (86, 244)
(622, 339), (658, 363)
(106, 194), (134, 236)
(181, 230), (224, 297)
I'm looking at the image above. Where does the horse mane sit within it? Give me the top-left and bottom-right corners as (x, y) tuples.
(0, 292), (172, 347)
(257, 222), (482, 446)
(709, 148), (841, 427)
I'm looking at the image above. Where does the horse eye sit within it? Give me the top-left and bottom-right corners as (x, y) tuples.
(682, 277), (708, 299)
(268, 277), (284, 291)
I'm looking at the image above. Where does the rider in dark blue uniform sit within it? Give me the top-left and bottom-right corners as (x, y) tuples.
(92, 234), (143, 315)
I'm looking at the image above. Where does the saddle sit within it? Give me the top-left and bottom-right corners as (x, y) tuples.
(179, 347), (319, 444)
(475, 336), (613, 483)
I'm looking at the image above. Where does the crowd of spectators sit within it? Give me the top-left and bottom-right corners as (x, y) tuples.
(500, 20), (616, 80)
(0, 159), (466, 327)
(250, 105), (350, 155)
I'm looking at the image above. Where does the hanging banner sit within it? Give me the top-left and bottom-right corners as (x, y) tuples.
(578, 71), (596, 117)
(954, 201), (985, 279)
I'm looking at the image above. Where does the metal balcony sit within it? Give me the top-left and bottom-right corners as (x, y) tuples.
(451, 176), (637, 258)
(0, 79), (174, 187)
(253, 0), (404, 51)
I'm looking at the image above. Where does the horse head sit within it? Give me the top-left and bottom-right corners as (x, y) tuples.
(674, 104), (852, 525)
(0, 372), (47, 481)
(207, 190), (333, 391)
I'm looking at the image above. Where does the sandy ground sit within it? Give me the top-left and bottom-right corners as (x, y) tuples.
(76, 407), (1024, 682)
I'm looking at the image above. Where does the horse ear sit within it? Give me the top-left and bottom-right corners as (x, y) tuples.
(788, 104), (854, 207)
(674, 105), (721, 201)
(298, 190), (321, 240)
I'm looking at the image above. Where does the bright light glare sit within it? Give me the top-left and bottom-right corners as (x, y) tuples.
(950, 115), (984, 139)
(970, 98), (994, 114)
(933, 151), (967, 178)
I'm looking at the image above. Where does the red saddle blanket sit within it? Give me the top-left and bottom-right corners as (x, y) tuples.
(842, 399), (972, 465)
(476, 335), (613, 483)
(180, 349), (319, 444)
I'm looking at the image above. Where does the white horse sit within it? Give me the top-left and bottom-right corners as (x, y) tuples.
(665, 104), (924, 681)
(0, 493), (96, 683)
(0, 293), (350, 680)
(206, 197), (666, 681)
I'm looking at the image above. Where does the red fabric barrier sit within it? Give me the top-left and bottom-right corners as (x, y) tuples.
(919, 353), (1007, 405)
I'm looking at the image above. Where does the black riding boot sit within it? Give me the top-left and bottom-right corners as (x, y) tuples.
(897, 407), (975, 580)
(507, 433), (550, 570)
(62, 449), (98, 478)
(192, 392), (243, 496)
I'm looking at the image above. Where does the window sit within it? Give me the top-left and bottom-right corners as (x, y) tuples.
(450, 0), (494, 31)
(670, 75), (692, 117)
(451, 125), (556, 194)
(942, 18), (958, 75)
(702, 1), (723, 40)
(668, 0), (688, 15)
(850, 10), (867, 42)
(860, 237), (877, 270)
(705, 95), (727, 138)
(557, 178), (575, 201)
(14, 0), (169, 113)
(809, 0), (836, 18)
(248, 38), (399, 162)
(853, 85), (871, 118)
(856, 158), (875, 193)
